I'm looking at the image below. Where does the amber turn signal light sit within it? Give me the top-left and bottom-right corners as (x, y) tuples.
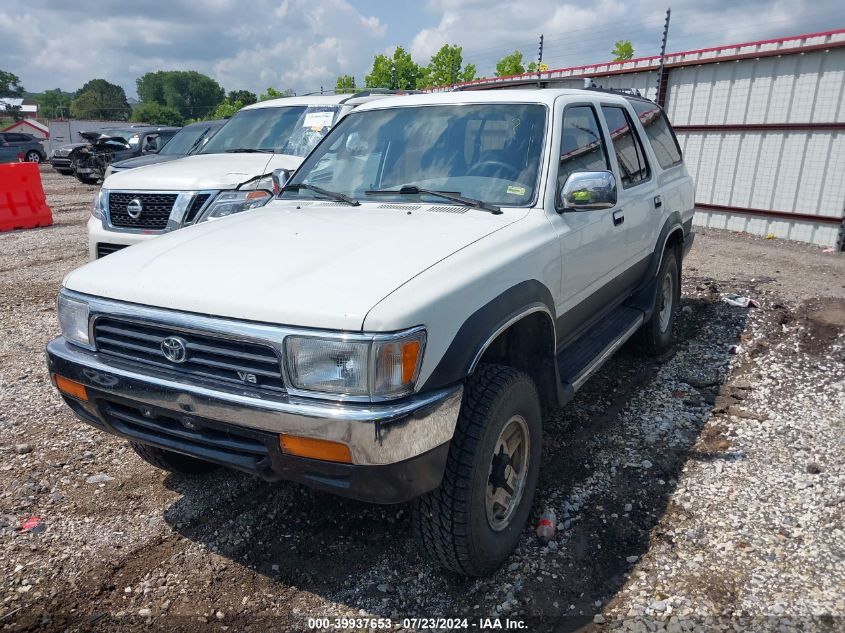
(53, 374), (89, 401)
(279, 434), (352, 463)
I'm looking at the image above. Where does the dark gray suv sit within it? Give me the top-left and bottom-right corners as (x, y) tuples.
(0, 132), (46, 163)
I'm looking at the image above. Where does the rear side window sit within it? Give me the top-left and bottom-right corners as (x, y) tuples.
(557, 105), (610, 191)
(601, 105), (650, 188)
(630, 100), (682, 169)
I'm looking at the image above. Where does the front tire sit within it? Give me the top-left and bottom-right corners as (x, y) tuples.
(25, 151), (41, 163)
(637, 247), (680, 355)
(75, 173), (98, 185)
(413, 364), (542, 576)
(130, 442), (219, 475)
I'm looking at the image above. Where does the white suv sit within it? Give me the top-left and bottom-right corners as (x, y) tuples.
(49, 89), (694, 575)
(87, 92), (396, 259)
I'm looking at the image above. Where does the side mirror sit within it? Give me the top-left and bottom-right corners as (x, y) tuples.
(271, 168), (293, 195)
(558, 171), (617, 212)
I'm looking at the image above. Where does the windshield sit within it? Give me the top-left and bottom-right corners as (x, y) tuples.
(159, 125), (214, 156)
(281, 104), (547, 206)
(200, 105), (340, 156)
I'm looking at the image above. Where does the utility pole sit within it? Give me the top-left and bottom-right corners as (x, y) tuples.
(655, 8), (671, 106)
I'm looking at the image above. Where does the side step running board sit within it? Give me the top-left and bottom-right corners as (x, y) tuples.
(557, 305), (644, 393)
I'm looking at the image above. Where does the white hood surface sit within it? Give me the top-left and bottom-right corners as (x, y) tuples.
(65, 202), (520, 331)
(102, 153), (303, 191)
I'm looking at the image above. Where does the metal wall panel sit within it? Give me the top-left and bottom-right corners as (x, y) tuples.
(666, 48), (845, 125)
(678, 131), (845, 216)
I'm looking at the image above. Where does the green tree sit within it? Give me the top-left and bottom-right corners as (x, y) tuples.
(70, 79), (132, 120)
(259, 87), (295, 101)
(365, 46), (422, 90)
(136, 70), (225, 119)
(495, 51), (527, 77)
(37, 88), (73, 118)
(0, 70), (24, 97)
(335, 74), (357, 93)
(208, 99), (244, 119)
(227, 90), (257, 106)
(131, 102), (184, 126)
(419, 44), (476, 88)
(612, 40), (635, 61)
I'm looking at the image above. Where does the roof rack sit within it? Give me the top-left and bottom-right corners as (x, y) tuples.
(297, 88), (422, 100)
(452, 76), (656, 103)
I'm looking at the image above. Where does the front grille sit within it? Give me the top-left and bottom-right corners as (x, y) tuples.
(100, 400), (271, 473)
(184, 193), (211, 224)
(93, 317), (285, 391)
(96, 243), (128, 258)
(108, 192), (178, 230)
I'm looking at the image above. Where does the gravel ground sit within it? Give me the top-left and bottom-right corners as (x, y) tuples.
(1, 167), (844, 632)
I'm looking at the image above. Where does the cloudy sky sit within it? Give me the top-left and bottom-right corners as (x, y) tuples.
(2, 0), (842, 97)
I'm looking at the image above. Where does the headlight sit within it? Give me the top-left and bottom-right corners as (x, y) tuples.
(57, 293), (92, 348)
(284, 329), (426, 399)
(198, 190), (271, 222)
(286, 337), (370, 396)
(92, 188), (106, 220)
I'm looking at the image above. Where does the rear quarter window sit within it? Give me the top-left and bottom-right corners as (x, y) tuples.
(630, 100), (682, 170)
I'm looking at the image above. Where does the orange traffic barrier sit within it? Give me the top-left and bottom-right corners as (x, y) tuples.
(0, 162), (53, 232)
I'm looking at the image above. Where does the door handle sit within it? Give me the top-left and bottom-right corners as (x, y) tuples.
(612, 210), (624, 226)
(654, 195), (663, 209)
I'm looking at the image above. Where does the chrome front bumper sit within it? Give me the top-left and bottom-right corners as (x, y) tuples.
(46, 337), (462, 467)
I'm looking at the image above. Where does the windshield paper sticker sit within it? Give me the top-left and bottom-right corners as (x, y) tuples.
(506, 185), (526, 195)
(303, 111), (335, 130)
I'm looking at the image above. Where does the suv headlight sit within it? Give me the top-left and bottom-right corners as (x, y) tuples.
(92, 188), (107, 220)
(198, 190), (272, 222)
(284, 329), (426, 399)
(57, 292), (92, 349)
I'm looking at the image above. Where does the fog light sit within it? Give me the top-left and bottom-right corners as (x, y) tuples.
(53, 374), (88, 401)
(279, 434), (352, 463)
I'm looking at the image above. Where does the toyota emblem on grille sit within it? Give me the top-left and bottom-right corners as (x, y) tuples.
(126, 198), (143, 219)
(161, 336), (188, 363)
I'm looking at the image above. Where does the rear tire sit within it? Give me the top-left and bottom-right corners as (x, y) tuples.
(25, 151), (41, 163)
(637, 247), (680, 355)
(413, 364), (542, 576)
(130, 442), (219, 475)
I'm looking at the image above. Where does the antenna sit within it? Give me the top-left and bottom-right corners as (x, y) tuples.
(538, 34), (544, 76)
(656, 8), (671, 105)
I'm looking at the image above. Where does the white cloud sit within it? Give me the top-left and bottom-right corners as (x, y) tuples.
(410, 0), (842, 76)
(2, 0), (385, 96)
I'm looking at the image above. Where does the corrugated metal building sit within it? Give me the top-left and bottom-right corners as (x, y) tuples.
(437, 29), (845, 249)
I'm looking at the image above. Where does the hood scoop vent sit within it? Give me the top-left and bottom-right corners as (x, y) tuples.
(314, 202), (349, 207)
(426, 205), (468, 214)
(378, 204), (421, 210)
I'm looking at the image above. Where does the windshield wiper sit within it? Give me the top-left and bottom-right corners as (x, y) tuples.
(365, 185), (502, 215)
(283, 183), (360, 206)
(224, 148), (274, 153)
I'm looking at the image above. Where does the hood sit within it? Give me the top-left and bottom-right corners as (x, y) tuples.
(102, 152), (303, 191)
(110, 153), (180, 171)
(64, 201), (522, 330)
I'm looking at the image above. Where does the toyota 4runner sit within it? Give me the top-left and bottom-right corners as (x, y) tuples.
(47, 89), (694, 575)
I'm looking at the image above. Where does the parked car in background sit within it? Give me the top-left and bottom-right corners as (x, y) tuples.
(104, 120), (226, 178)
(70, 126), (180, 184)
(49, 88), (694, 574)
(0, 145), (24, 163)
(0, 132), (46, 163)
(88, 91), (407, 260)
